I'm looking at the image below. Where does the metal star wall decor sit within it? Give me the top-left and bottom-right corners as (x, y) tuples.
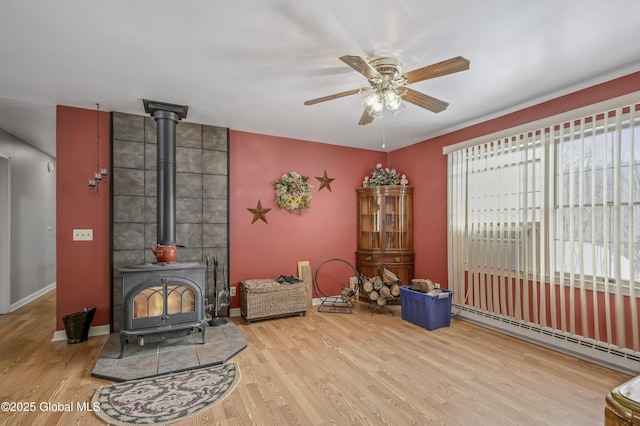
(315, 170), (335, 192)
(247, 199), (271, 224)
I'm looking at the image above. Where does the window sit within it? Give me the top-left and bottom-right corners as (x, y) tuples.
(554, 115), (640, 284)
(447, 102), (640, 350)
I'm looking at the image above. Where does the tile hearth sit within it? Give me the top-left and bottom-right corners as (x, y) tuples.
(91, 320), (246, 382)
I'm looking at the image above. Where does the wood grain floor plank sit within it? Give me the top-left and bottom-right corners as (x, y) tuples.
(0, 290), (632, 425)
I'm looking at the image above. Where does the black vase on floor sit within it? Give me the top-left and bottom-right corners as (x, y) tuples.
(62, 307), (96, 344)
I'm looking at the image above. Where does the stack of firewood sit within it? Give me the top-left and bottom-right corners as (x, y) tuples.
(361, 269), (402, 307)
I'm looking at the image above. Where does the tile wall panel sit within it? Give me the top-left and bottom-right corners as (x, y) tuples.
(111, 111), (228, 331)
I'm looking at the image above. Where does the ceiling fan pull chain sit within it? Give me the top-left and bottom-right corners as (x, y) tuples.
(382, 115), (386, 149)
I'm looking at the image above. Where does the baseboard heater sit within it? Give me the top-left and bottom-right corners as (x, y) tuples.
(453, 304), (640, 376)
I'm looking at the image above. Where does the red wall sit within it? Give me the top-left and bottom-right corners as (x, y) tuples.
(56, 106), (111, 329)
(54, 112), (384, 327)
(386, 137), (449, 286)
(228, 131), (384, 307)
(390, 71), (640, 290)
(53, 71), (640, 329)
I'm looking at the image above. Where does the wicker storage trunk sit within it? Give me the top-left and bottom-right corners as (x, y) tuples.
(240, 279), (306, 324)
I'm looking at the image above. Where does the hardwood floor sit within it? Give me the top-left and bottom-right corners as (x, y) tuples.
(0, 290), (631, 425)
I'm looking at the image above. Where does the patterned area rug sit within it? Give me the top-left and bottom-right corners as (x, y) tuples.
(92, 363), (239, 425)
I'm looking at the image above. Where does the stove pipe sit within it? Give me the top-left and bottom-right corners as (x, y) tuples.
(155, 110), (177, 245)
(143, 100), (189, 248)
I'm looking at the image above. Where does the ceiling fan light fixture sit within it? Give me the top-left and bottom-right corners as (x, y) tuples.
(366, 105), (384, 119)
(362, 92), (381, 108)
(384, 90), (402, 111)
(371, 110), (384, 119)
(391, 103), (406, 116)
(371, 101), (383, 113)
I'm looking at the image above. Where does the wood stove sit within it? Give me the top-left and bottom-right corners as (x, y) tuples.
(119, 263), (206, 358)
(119, 100), (207, 358)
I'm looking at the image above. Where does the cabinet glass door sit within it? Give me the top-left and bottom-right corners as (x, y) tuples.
(384, 194), (409, 250)
(359, 195), (381, 249)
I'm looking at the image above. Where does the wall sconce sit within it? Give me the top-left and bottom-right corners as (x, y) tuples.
(89, 104), (108, 194)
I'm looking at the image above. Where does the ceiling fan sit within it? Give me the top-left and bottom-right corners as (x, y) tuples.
(304, 55), (470, 125)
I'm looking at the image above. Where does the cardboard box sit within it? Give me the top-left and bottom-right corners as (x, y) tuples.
(400, 286), (453, 330)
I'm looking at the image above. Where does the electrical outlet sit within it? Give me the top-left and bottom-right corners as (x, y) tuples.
(229, 286), (236, 297)
(73, 229), (93, 241)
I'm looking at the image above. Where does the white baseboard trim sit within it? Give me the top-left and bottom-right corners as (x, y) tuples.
(454, 304), (640, 376)
(52, 324), (111, 342)
(11, 282), (56, 312)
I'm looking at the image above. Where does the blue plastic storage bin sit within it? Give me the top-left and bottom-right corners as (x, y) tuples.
(400, 286), (453, 330)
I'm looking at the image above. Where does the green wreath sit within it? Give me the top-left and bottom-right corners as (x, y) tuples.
(273, 171), (312, 214)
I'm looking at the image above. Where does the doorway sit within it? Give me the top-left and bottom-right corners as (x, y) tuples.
(0, 154), (9, 314)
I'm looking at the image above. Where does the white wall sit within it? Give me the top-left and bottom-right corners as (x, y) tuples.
(0, 128), (56, 309)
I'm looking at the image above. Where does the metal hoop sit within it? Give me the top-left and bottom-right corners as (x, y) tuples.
(313, 258), (362, 314)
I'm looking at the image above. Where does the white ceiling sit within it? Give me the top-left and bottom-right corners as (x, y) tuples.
(2, 0), (640, 158)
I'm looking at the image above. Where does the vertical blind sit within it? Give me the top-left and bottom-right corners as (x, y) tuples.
(447, 103), (640, 351)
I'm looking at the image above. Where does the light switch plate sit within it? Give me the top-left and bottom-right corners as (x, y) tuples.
(73, 229), (93, 241)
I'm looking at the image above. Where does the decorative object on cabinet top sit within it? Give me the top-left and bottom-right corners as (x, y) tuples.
(363, 163), (408, 187)
(273, 171), (312, 214)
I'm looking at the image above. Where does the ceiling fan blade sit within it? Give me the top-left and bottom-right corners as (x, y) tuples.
(358, 110), (374, 125)
(304, 87), (370, 105)
(400, 56), (470, 84)
(339, 55), (382, 82)
(402, 88), (449, 113)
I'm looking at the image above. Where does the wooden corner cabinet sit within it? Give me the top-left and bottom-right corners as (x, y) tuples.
(356, 186), (414, 286)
